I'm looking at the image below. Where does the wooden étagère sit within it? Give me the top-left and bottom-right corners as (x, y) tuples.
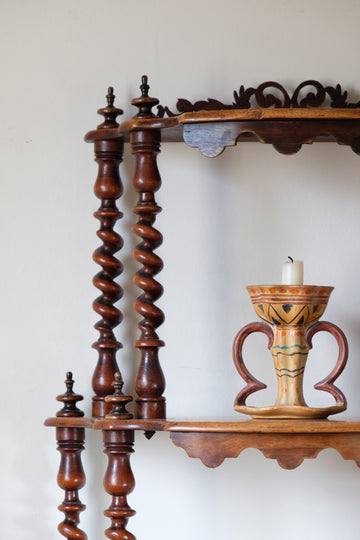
(46, 75), (360, 540)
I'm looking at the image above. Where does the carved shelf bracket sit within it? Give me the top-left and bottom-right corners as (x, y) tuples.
(170, 431), (360, 470)
(182, 119), (360, 157)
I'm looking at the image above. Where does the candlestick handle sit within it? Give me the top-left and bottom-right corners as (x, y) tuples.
(306, 321), (348, 407)
(233, 322), (274, 407)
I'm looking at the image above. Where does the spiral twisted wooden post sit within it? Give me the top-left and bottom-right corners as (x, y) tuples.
(85, 88), (125, 417)
(56, 373), (87, 540)
(131, 76), (166, 419)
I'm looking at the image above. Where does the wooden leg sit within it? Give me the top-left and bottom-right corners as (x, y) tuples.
(103, 430), (136, 540)
(56, 426), (87, 540)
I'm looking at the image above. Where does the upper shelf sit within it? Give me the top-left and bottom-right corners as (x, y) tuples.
(177, 108), (360, 157)
(87, 108), (360, 157)
(85, 78), (360, 157)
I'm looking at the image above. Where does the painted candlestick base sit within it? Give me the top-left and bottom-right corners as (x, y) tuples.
(234, 404), (346, 420)
(233, 285), (348, 419)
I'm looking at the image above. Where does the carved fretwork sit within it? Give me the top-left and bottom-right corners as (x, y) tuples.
(131, 77), (166, 419)
(158, 80), (360, 116)
(90, 88), (125, 418)
(103, 430), (136, 540)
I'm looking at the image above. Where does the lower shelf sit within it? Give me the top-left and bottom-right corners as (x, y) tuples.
(45, 417), (360, 469)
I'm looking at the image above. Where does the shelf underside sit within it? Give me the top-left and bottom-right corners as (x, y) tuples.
(45, 417), (360, 469)
(86, 110), (360, 158)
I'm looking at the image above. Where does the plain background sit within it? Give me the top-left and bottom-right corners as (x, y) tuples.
(2, 1), (360, 539)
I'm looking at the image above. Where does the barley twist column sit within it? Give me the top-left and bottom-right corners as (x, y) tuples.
(131, 76), (166, 419)
(85, 87), (125, 417)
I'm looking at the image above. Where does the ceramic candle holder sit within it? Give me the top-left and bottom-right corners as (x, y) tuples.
(233, 285), (348, 419)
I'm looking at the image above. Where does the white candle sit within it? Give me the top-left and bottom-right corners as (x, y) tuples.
(282, 257), (304, 285)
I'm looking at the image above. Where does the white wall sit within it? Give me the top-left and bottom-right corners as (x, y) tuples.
(2, 1), (360, 539)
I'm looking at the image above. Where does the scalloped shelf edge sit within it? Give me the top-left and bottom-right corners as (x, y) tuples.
(170, 431), (360, 470)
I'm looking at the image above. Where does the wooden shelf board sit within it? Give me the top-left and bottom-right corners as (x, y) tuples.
(92, 417), (360, 433)
(178, 108), (360, 123)
(45, 416), (360, 433)
(45, 416), (360, 469)
(44, 417), (94, 428)
(90, 417), (360, 470)
(84, 110), (360, 152)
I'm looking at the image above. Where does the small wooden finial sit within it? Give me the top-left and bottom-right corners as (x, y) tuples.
(64, 371), (75, 392)
(97, 86), (123, 129)
(106, 86), (115, 106)
(105, 372), (133, 419)
(113, 371), (124, 393)
(56, 372), (84, 417)
(140, 75), (150, 97)
(131, 74), (159, 118)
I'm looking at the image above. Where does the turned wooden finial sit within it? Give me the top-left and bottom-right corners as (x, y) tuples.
(56, 372), (84, 417)
(105, 372), (133, 419)
(131, 74), (159, 117)
(140, 75), (150, 97)
(97, 86), (123, 129)
(106, 86), (116, 105)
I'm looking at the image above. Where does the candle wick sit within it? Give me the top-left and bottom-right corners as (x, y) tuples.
(288, 256), (294, 263)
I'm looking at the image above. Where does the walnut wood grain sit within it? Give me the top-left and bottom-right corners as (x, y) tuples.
(53, 374), (87, 540)
(117, 107), (360, 131)
(158, 80), (360, 116)
(116, 110), (360, 156)
(45, 77), (360, 540)
(85, 88), (125, 418)
(92, 418), (360, 433)
(45, 417), (94, 428)
(105, 371), (133, 419)
(130, 77), (166, 419)
(182, 119), (360, 156)
(56, 427), (88, 539)
(103, 430), (136, 540)
(170, 431), (360, 469)
(178, 108), (360, 123)
(93, 418), (360, 469)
